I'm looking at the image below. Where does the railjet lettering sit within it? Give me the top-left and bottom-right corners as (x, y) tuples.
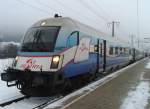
(21, 59), (43, 70)
(79, 43), (89, 52)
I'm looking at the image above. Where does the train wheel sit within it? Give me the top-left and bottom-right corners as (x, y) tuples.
(59, 79), (72, 95)
(88, 71), (96, 82)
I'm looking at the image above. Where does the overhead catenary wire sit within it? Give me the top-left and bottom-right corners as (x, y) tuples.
(137, 0), (140, 48)
(90, 0), (113, 21)
(33, 0), (65, 15)
(55, 0), (108, 26)
(92, 0), (130, 38)
(92, 0), (128, 37)
(77, 0), (110, 22)
(34, 0), (91, 22)
(35, 0), (91, 21)
(35, 0), (106, 31)
(93, 0), (129, 38)
(15, 0), (110, 26)
(54, 0), (93, 20)
(76, 0), (122, 36)
(15, 0), (50, 15)
(52, 0), (106, 27)
(15, 0), (130, 38)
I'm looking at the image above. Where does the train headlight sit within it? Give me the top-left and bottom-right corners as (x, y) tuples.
(53, 56), (60, 62)
(51, 56), (60, 69)
(15, 56), (19, 61)
(13, 56), (19, 67)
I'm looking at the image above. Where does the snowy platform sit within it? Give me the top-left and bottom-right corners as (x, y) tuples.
(47, 58), (150, 109)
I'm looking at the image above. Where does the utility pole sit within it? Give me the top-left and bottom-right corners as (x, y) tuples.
(108, 21), (120, 37)
(137, 0), (140, 48)
(131, 35), (134, 49)
(138, 38), (140, 48)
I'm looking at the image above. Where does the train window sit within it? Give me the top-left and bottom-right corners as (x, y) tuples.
(109, 47), (113, 55)
(119, 47), (123, 54)
(21, 26), (60, 52)
(67, 31), (79, 47)
(91, 37), (97, 45)
(120, 47), (122, 52)
(124, 48), (126, 52)
(129, 49), (132, 55)
(115, 47), (118, 55)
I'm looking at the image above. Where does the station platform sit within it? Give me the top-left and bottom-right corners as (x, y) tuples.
(60, 58), (150, 109)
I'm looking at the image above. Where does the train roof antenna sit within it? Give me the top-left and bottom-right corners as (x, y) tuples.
(54, 14), (62, 18)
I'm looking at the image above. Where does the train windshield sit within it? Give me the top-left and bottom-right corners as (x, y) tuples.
(21, 26), (60, 52)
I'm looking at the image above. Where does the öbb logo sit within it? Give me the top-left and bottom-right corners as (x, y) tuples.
(21, 58), (42, 70)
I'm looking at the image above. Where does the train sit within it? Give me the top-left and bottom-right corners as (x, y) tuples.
(1, 16), (145, 96)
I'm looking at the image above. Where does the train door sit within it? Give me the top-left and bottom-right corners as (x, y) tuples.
(96, 39), (106, 72)
(133, 48), (136, 61)
(103, 40), (106, 72)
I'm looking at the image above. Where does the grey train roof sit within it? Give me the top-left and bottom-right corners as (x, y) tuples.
(32, 17), (129, 47)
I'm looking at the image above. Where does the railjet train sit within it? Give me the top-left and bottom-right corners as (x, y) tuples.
(1, 16), (144, 96)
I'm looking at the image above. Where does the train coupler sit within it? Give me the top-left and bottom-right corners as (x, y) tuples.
(16, 81), (25, 90)
(7, 81), (16, 87)
(1, 69), (18, 82)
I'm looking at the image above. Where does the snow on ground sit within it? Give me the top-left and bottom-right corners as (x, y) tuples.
(145, 61), (150, 69)
(0, 58), (22, 104)
(0, 80), (22, 104)
(0, 42), (20, 47)
(120, 72), (150, 109)
(0, 58), (14, 73)
(1, 97), (51, 109)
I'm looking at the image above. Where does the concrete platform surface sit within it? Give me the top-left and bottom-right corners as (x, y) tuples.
(61, 58), (150, 109)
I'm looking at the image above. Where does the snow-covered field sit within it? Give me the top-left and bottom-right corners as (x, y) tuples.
(0, 58), (13, 73)
(0, 58), (22, 104)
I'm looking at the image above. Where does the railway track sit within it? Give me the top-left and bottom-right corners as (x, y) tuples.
(0, 94), (63, 109)
(33, 96), (63, 109)
(0, 96), (29, 107)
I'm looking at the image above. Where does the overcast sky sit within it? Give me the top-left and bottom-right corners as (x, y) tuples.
(0, 0), (149, 48)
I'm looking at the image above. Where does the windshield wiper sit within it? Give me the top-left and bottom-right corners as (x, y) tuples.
(21, 45), (32, 52)
(33, 30), (47, 51)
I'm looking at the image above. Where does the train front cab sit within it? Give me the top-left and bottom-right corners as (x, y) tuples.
(1, 26), (68, 95)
